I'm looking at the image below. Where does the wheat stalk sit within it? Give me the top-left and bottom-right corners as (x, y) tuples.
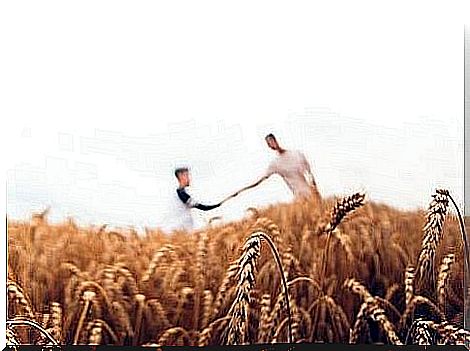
(437, 253), (455, 313)
(404, 266), (415, 308)
(363, 296), (403, 344)
(175, 286), (194, 328)
(142, 245), (177, 283)
(257, 293), (272, 343)
(7, 319), (59, 345)
(445, 191), (470, 280)
(158, 327), (190, 346)
(87, 320), (103, 345)
(213, 262), (238, 318)
(431, 321), (470, 345)
(87, 319), (118, 344)
(6, 326), (20, 347)
(385, 283), (400, 302)
(345, 279), (402, 345)
(412, 320), (434, 345)
(201, 290), (213, 330)
(48, 302), (63, 343)
(145, 299), (170, 331)
(194, 231), (208, 330)
(416, 189), (449, 292)
(6, 189), (466, 346)
(226, 230), (293, 344)
(320, 193), (366, 287)
(7, 281), (35, 319)
(198, 316), (230, 346)
(400, 295), (445, 328)
(73, 290), (95, 344)
(225, 234), (261, 345)
(322, 193), (366, 234)
(349, 301), (369, 343)
(133, 294), (146, 346)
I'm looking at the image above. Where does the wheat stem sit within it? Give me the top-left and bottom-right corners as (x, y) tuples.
(257, 231), (293, 344)
(446, 191), (470, 278)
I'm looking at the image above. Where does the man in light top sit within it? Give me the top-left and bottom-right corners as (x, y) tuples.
(226, 133), (322, 203)
(170, 166), (222, 231)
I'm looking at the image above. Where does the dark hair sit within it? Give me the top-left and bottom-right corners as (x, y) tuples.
(265, 133), (276, 140)
(174, 167), (189, 178)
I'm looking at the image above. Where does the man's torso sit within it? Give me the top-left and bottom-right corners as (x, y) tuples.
(170, 186), (194, 230)
(268, 150), (312, 198)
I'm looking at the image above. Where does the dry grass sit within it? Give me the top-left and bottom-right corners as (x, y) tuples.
(6, 190), (467, 345)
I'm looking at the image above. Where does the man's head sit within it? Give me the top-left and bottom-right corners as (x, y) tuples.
(174, 167), (190, 187)
(265, 133), (281, 151)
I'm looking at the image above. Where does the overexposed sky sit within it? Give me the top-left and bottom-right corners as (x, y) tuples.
(2, 1), (466, 231)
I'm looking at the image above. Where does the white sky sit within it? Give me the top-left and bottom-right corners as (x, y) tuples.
(2, 1), (467, 232)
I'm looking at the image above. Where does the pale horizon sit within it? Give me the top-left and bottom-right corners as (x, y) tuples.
(6, 110), (463, 232)
(3, 6), (464, 232)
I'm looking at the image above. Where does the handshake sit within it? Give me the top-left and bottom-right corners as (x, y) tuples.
(217, 190), (241, 206)
(215, 176), (267, 207)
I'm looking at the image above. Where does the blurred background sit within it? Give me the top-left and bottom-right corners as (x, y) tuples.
(3, 2), (464, 231)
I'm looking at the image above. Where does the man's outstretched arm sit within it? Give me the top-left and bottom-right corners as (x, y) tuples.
(237, 175), (270, 194)
(177, 188), (221, 211)
(221, 175), (270, 204)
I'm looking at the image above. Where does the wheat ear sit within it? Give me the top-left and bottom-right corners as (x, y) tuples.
(320, 193), (366, 287)
(225, 234), (261, 345)
(73, 290), (95, 344)
(226, 231), (293, 344)
(345, 279), (402, 345)
(437, 253), (455, 312)
(416, 189), (449, 291)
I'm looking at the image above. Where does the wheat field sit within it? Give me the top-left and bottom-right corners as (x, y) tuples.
(6, 190), (469, 345)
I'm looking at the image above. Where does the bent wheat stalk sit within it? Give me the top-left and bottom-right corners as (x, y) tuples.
(225, 234), (261, 345)
(226, 231), (292, 344)
(87, 319), (119, 344)
(345, 279), (402, 345)
(7, 319), (59, 345)
(257, 231), (293, 344)
(445, 191), (470, 278)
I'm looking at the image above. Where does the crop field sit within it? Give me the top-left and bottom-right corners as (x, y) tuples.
(6, 190), (469, 345)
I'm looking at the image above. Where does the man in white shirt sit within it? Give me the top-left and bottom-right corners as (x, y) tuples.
(224, 133), (321, 203)
(165, 167), (222, 232)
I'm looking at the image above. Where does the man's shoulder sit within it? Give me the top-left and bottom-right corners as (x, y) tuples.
(176, 187), (191, 203)
(281, 149), (303, 158)
(291, 149), (306, 158)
